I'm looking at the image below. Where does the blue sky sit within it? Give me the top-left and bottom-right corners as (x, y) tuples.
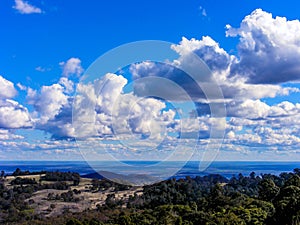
(1, 0), (300, 161)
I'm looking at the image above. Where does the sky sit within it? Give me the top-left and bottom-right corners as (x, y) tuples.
(1, 0), (300, 161)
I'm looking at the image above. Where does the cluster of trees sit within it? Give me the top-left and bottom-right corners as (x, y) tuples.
(40, 181), (70, 190)
(91, 178), (131, 192)
(0, 179), (35, 223)
(12, 168), (45, 176)
(41, 171), (80, 185)
(0, 169), (82, 223)
(47, 190), (82, 202)
(10, 177), (37, 185)
(132, 174), (228, 209)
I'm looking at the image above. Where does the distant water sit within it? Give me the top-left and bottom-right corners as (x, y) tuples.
(0, 161), (299, 179)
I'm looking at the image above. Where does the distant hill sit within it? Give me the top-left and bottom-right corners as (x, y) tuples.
(81, 170), (158, 186)
(81, 172), (104, 179)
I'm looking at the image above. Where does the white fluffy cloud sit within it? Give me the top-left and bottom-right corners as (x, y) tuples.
(172, 36), (232, 74)
(28, 83), (69, 122)
(131, 29), (299, 102)
(227, 9), (300, 84)
(21, 72), (176, 141)
(130, 60), (297, 102)
(0, 129), (23, 140)
(221, 100), (300, 150)
(60, 58), (84, 77)
(224, 124), (300, 149)
(226, 100), (300, 119)
(73, 73), (176, 142)
(0, 99), (32, 129)
(124, 9), (300, 156)
(0, 76), (32, 129)
(59, 77), (74, 94)
(131, 9), (300, 102)
(13, 0), (42, 14)
(0, 75), (17, 99)
(26, 81), (75, 139)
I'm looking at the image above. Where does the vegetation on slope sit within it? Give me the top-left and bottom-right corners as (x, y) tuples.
(1, 168), (300, 224)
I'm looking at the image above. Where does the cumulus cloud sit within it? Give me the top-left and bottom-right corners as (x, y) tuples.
(220, 100), (300, 150)
(226, 100), (300, 119)
(28, 83), (69, 122)
(0, 76), (32, 129)
(0, 99), (32, 129)
(131, 9), (300, 105)
(254, 126), (300, 146)
(227, 9), (300, 84)
(73, 73), (176, 142)
(60, 58), (84, 77)
(17, 72), (176, 141)
(130, 59), (297, 102)
(224, 124), (300, 148)
(13, 0), (42, 14)
(0, 76), (17, 99)
(26, 81), (75, 139)
(59, 77), (74, 94)
(23, 58), (81, 138)
(173, 36), (298, 98)
(172, 36), (232, 74)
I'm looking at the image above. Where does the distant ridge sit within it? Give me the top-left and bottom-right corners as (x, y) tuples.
(81, 172), (104, 179)
(81, 170), (159, 186)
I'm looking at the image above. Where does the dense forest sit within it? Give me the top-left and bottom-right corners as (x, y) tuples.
(1, 168), (300, 224)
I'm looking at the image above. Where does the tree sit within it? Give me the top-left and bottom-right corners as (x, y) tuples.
(258, 178), (279, 201)
(293, 168), (300, 176)
(273, 185), (300, 224)
(12, 168), (21, 176)
(285, 174), (300, 187)
(118, 215), (134, 225)
(66, 218), (83, 225)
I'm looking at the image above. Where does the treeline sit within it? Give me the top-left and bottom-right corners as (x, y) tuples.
(10, 177), (37, 185)
(41, 171), (80, 186)
(12, 168), (46, 176)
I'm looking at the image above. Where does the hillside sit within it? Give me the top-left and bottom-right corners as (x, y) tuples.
(1, 168), (300, 224)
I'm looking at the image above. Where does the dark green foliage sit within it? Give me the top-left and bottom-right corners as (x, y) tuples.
(59, 190), (81, 202)
(10, 177), (38, 185)
(91, 178), (130, 192)
(258, 178), (279, 201)
(40, 181), (70, 190)
(138, 174), (228, 209)
(2, 168), (300, 224)
(12, 168), (46, 176)
(66, 218), (84, 225)
(41, 171), (80, 185)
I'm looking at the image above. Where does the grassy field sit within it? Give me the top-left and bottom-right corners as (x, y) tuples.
(3, 174), (142, 217)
